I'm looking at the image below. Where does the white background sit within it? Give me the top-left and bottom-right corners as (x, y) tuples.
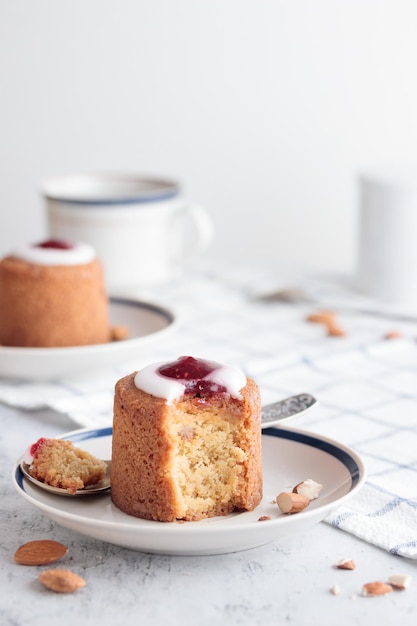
(1, 0), (417, 276)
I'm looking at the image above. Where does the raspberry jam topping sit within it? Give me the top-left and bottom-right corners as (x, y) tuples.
(29, 437), (48, 458)
(13, 240), (96, 267)
(158, 356), (227, 397)
(35, 238), (74, 250)
(134, 356), (246, 403)
(23, 437), (49, 464)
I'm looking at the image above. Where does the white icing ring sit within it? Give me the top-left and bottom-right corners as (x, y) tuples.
(13, 241), (96, 266)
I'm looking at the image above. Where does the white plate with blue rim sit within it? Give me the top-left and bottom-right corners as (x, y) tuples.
(0, 297), (176, 381)
(13, 426), (366, 555)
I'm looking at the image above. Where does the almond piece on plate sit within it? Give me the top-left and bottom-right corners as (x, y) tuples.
(276, 491), (310, 514)
(14, 540), (68, 566)
(39, 569), (86, 593)
(361, 581), (393, 597)
(293, 479), (323, 500)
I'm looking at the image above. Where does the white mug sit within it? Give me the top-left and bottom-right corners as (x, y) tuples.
(42, 172), (214, 294)
(355, 163), (417, 310)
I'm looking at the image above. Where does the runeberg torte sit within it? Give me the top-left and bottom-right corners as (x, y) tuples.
(0, 239), (111, 347)
(111, 356), (263, 522)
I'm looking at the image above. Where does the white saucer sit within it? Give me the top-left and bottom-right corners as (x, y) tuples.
(0, 298), (176, 381)
(13, 426), (366, 556)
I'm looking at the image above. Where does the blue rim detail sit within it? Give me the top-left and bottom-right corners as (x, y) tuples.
(61, 427), (113, 442)
(263, 427), (361, 487)
(15, 466), (25, 490)
(15, 427), (361, 492)
(45, 190), (179, 206)
(110, 297), (175, 325)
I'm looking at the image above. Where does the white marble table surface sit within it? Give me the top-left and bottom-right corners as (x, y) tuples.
(1, 260), (417, 625)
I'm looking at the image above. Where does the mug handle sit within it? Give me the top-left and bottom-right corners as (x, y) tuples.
(183, 203), (214, 255)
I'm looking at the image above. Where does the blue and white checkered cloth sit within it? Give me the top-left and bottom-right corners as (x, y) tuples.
(1, 262), (417, 558)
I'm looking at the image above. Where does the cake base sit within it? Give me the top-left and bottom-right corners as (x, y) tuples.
(0, 256), (111, 347)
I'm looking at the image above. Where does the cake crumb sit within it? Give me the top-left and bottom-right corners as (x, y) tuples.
(27, 438), (107, 494)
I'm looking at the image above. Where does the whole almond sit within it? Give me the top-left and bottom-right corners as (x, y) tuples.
(14, 540), (68, 566)
(39, 569), (86, 593)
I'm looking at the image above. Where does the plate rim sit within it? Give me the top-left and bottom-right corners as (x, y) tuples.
(13, 426), (367, 537)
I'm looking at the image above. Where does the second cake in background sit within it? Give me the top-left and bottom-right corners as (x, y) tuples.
(111, 356), (263, 522)
(0, 239), (111, 347)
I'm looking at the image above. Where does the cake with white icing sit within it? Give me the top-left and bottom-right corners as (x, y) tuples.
(0, 239), (111, 347)
(110, 355), (263, 522)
